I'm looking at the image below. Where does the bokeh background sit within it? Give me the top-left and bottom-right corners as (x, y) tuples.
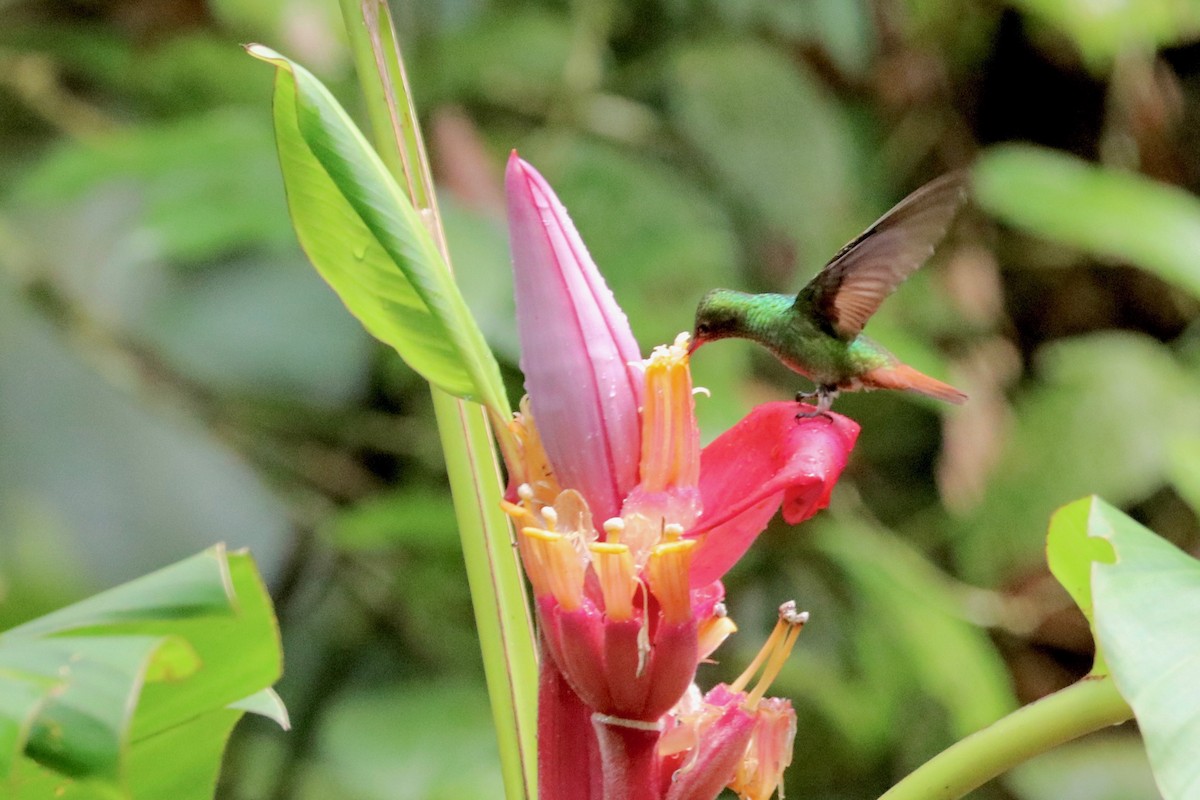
(3, 0), (1199, 798)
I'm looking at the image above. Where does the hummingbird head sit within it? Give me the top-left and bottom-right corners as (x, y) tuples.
(691, 288), (752, 353)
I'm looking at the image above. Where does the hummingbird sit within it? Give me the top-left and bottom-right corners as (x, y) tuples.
(690, 171), (969, 414)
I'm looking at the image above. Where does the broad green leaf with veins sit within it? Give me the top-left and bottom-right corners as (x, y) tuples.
(1048, 496), (1200, 799)
(0, 546), (285, 799)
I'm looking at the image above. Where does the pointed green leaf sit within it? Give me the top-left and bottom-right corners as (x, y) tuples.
(246, 44), (510, 419)
(1086, 498), (1200, 799)
(4, 548), (234, 640)
(974, 145), (1200, 301)
(228, 688), (290, 729)
(126, 550), (282, 740)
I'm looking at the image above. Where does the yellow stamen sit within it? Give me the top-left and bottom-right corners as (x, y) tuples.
(501, 498), (535, 530)
(521, 527), (585, 610)
(646, 531), (697, 624)
(508, 397), (561, 507)
(590, 542), (637, 622)
(731, 602), (808, 711)
(638, 333), (700, 494)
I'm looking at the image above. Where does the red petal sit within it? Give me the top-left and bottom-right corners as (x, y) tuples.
(687, 402), (858, 586)
(661, 701), (756, 800)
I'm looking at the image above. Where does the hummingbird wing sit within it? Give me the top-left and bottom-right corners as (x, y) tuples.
(796, 170), (968, 340)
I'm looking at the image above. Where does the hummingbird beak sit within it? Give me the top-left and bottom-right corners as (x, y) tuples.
(687, 335), (702, 355)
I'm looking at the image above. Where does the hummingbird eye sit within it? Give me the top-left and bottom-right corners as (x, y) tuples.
(696, 322), (711, 336)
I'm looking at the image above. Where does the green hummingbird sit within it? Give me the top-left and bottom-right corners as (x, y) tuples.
(690, 171), (969, 413)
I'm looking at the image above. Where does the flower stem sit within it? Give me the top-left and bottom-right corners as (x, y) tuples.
(539, 650), (602, 800)
(594, 714), (663, 800)
(879, 675), (1133, 800)
(336, 2), (538, 798)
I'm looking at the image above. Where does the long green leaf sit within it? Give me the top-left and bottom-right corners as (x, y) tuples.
(974, 145), (1200, 301)
(246, 44), (510, 420)
(326, 5), (537, 796)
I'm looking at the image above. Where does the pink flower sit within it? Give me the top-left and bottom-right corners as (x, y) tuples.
(502, 154), (857, 800)
(659, 606), (806, 800)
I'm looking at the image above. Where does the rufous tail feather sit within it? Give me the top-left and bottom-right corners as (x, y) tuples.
(860, 363), (967, 404)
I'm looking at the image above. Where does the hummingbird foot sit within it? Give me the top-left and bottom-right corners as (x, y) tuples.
(795, 385), (838, 420)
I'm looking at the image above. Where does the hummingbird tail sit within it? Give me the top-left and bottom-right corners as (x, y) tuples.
(860, 363), (968, 405)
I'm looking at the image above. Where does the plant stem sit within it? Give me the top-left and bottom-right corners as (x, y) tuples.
(431, 393), (538, 798)
(593, 715), (662, 800)
(879, 675), (1133, 800)
(336, 2), (539, 798)
(539, 649), (602, 800)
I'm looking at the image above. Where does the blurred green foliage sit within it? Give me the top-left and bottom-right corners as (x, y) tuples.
(2, 0), (1198, 798)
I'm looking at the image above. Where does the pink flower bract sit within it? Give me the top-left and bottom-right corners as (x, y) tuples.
(505, 154), (643, 523)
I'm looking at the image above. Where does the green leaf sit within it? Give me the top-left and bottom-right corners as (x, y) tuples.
(1006, 0), (1200, 67)
(1045, 497), (1118, 675)
(228, 688), (290, 729)
(1084, 498), (1200, 799)
(0, 545), (284, 797)
(974, 145), (1200, 301)
(247, 45), (510, 419)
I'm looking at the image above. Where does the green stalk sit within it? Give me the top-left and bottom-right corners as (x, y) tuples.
(336, 2), (538, 798)
(879, 676), (1133, 800)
